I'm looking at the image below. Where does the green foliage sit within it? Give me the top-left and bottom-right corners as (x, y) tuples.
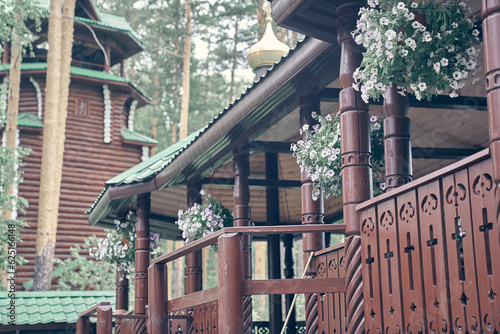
(0, 0), (48, 56)
(352, 0), (480, 102)
(55, 237), (116, 291)
(291, 113), (385, 200)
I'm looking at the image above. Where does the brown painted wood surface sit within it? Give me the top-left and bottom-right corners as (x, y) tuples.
(358, 154), (500, 333)
(11, 77), (145, 290)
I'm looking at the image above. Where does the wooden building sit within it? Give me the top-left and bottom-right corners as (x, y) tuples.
(0, 0), (155, 291)
(82, 0), (500, 333)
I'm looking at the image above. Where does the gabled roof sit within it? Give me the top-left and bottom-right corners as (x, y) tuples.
(0, 291), (115, 325)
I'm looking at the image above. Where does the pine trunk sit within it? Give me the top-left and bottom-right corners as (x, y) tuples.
(0, 24), (21, 287)
(179, 0), (191, 140)
(33, 0), (76, 290)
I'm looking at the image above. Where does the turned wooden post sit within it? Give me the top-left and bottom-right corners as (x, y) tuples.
(483, 0), (500, 223)
(115, 269), (129, 314)
(96, 302), (112, 334)
(383, 85), (412, 189)
(218, 233), (244, 333)
(233, 146), (252, 334)
(148, 263), (168, 334)
(185, 183), (203, 295)
(299, 95), (325, 334)
(337, 1), (371, 333)
(266, 152), (283, 332)
(135, 193), (150, 333)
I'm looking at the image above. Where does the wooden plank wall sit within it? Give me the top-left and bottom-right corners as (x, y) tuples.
(14, 76), (144, 290)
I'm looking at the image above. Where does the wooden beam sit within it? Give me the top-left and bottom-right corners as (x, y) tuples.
(246, 141), (482, 160)
(200, 177), (301, 189)
(244, 277), (345, 295)
(318, 88), (487, 111)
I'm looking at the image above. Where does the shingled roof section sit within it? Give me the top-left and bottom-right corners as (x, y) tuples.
(0, 291), (115, 325)
(17, 112), (43, 128)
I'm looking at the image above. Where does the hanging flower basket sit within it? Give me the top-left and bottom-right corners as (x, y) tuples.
(291, 113), (385, 200)
(352, 0), (481, 102)
(91, 212), (161, 279)
(176, 191), (233, 246)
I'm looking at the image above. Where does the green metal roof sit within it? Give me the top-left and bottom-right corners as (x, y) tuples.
(108, 129), (203, 186)
(0, 63), (129, 83)
(18, 112), (43, 128)
(121, 127), (157, 145)
(0, 291), (115, 325)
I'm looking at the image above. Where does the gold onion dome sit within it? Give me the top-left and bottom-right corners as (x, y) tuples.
(247, 3), (289, 70)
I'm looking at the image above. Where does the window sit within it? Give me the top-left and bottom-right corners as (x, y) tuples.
(75, 99), (89, 116)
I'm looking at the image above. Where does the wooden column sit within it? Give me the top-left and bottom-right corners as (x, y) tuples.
(283, 233), (296, 334)
(120, 59), (125, 78)
(115, 269), (129, 314)
(96, 302), (112, 334)
(148, 263), (168, 334)
(483, 0), (500, 223)
(218, 233), (244, 333)
(233, 146), (252, 334)
(135, 193), (150, 316)
(383, 85), (412, 189)
(266, 152), (283, 332)
(185, 183), (203, 294)
(299, 95), (325, 334)
(76, 316), (90, 334)
(337, 1), (371, 333)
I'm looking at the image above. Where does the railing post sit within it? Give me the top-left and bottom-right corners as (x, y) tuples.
(483, 0), (500, 223)
(76, 316), (90, 334)
(283, 233), (297, 333)
(337, 1), (371, 333)
(218, 232), (244, 333)
(148, 263), (168, 334)
(299, 95), (325, 334)
(383, 85), (412, 189)
(96, 302), (112, 334)
(233, 145), (252, 334)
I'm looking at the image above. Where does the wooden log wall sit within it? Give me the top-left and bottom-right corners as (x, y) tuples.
(12, 75), (145, 290)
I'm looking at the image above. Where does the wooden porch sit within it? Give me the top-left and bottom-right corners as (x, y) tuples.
(82, 0), (500, 332)
(80, 149), (499, 333)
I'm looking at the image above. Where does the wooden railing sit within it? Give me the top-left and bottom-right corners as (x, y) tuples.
(357, 149), (500, 334)
(76, 302), (147, 334)
(315, 243), (346, 333)
(149, 224), (346, 333)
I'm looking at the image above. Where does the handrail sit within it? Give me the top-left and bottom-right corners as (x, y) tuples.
(356, 148), (489, 211)
(152, 224), (345, 265)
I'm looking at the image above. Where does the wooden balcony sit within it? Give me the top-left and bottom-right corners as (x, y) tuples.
(357, 149), (500, 334)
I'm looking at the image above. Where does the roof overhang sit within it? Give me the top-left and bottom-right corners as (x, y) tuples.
(88, 36), (343, 230)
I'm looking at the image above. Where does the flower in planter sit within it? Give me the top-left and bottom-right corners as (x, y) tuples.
(352, 0), (481, 102)
(90, 211), (161, 279)
(176, 192), (233, 246)
(291, 113), (385, 200)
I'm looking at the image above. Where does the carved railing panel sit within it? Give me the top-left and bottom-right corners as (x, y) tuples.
(316, 245), (346, 334)
(358, 152), (500, 334)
